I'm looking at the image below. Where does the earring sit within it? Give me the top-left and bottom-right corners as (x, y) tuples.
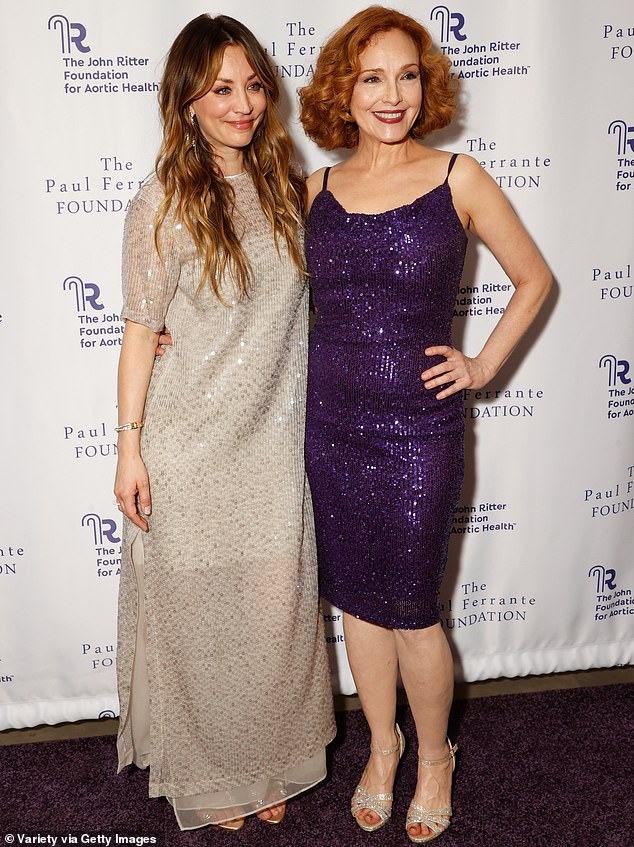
(188, 110), (197, 150)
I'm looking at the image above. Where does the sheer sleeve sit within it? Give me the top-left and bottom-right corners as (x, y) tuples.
(121, 186), (180, 331)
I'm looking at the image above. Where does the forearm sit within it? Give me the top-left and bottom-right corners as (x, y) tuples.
(475, 269), (552, 379)
(117, 320), (160, 456)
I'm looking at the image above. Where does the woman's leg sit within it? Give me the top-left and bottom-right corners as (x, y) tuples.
(344, 613), (400, 829)
(395, 623), (455, 840)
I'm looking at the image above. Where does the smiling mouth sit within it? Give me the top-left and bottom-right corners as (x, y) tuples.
(373, 110), (406, 123)
(227, 120), (255, 130)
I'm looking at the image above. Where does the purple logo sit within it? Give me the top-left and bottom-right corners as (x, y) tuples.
(599, 354), (631, 387)
(81, 513), (120, 546)
(430, 5), (467, 43)
(589, 564), (618, 594)
(47, 15), (90, 54)
(63, 275), (104, 312)
(608, 120), (634, 156)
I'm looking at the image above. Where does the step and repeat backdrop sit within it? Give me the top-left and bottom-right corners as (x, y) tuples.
(0, 1), (632, 728)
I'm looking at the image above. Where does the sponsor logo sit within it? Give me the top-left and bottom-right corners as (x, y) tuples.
(63, 275), (123, 350)
(463, 386), (545, 420)
(598, 354), (634, 419)
(603, 23), (634, 60)
(431, 5), (467, 43)
(0, 544), (24, 576)
(584, 463), (634, 518)
(47, 14), (91, 54)
(441, 579), (536, 629)
(608, 120), (634, 191)
(47, 14), (158, 96)
(430, 6), (530, 80)
(591, 261), (632, 302)
(64, 420), (117, 460)
(45, 155), (143, 217)
(266, 20), (320, 80)
(98, 709), (118, 719)
(465, 136), (551, 190)
(589, 565), (634, 621)
(81, 641), (116, 670)
(451, 501), (516, 534)
(454, 279), (511, 318)
(81, 513), (121, 579)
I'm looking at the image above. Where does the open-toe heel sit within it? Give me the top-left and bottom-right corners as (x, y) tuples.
(406, 739), (457, 843)
(351, 723), (405, 832)
(215, 817), (245, 832)
(257, 802), (286, 825)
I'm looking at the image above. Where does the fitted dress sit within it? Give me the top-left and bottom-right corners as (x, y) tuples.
(116, 172), (335, 829)
(305, 154), (467, 630)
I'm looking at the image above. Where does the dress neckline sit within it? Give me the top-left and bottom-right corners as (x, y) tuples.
(323, 182), (447, 218)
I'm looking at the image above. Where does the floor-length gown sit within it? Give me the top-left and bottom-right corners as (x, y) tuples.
(116, 171), (335, 829)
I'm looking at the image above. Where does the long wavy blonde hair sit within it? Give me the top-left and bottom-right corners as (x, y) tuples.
(155, 14), (306, 302)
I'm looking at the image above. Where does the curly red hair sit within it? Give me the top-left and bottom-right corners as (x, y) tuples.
(299, 5), (456, 150)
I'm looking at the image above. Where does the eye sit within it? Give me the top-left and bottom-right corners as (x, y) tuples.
(362, 75), (381, 84)
(248, 81), (264, 91)
(402, 71), (420, 81)
(214, 86), (231, 95)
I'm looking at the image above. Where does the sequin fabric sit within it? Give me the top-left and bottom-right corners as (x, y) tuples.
(116, 173), (335, 826)
(305, 158), (467, 629)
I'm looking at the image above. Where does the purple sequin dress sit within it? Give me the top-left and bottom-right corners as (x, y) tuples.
(305, 154), (467, 629)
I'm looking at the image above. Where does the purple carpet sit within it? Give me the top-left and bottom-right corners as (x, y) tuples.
(1, 683), (632, 846)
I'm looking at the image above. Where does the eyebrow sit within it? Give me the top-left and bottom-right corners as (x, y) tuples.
(215, 72), (259, 84)
(359, 63), (419, 73)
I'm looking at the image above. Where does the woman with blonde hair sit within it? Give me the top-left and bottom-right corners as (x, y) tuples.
(300, 5), (551, 842)
(113, 13), (334, 833)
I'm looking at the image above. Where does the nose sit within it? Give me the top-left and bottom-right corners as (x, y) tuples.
(234, 87), (255, 115)
(384, 77), (401, 106)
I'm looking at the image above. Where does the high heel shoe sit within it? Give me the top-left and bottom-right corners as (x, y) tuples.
(215, 818), (245, 831)
(406, 739), (457, 843)
(351, 723), (405, 832)
(256, 802), (286, 825)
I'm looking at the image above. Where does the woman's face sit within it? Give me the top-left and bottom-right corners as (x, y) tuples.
(349, 28), (422, 146)
(191, 44), (267, 162)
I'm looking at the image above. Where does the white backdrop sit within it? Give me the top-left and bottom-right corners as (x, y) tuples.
(1, 0), (632, 729)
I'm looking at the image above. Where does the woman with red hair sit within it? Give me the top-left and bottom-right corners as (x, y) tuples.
(300, 6), (551, 842)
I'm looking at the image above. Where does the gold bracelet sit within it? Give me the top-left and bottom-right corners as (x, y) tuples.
(115, 421), (144, 432)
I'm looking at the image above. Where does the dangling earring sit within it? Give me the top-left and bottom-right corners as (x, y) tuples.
(189, 109), (197, 150)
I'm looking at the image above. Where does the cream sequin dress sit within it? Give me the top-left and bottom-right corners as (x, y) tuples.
(116, 173), (335, 829)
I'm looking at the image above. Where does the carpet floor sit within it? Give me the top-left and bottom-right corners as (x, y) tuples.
(1, 683), (632, 846)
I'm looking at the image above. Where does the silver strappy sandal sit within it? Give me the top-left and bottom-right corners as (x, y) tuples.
(406, 739), (457, 843)
(351, 723), (406, 832)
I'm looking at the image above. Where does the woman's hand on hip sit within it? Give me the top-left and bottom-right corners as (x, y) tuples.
(421, 345), (495, 399)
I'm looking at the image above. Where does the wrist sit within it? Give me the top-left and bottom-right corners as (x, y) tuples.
(116, 431), (142, 456)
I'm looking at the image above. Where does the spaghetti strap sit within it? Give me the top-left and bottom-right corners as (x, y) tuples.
(444, 153), (459, 182)
(322, 167), (332, 191)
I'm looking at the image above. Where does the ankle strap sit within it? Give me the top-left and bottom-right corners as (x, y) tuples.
(419, 741), (457, 767)
(371, 725), (402, 756)
(371, 737), (400, 756)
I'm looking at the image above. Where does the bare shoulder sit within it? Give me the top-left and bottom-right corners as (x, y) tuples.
(448, 153), (507, 220)
(448, 153), (493, 188)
